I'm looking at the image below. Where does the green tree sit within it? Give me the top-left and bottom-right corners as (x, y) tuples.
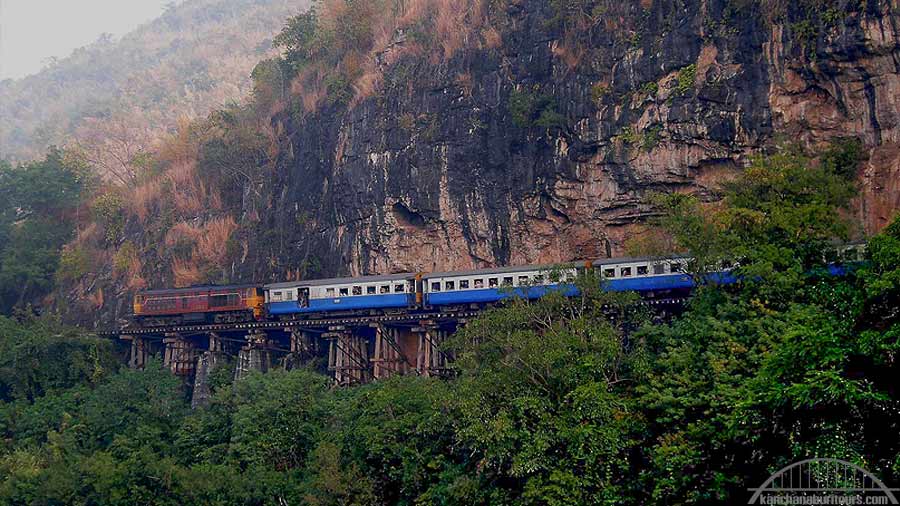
(0, 149), (88, 314)
(449, 274), (649, 505)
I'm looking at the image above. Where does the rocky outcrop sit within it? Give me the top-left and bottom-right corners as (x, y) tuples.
(56, 0), (900, 327)
(235, 0), (899, 282)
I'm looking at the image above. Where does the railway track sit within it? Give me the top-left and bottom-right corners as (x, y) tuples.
(94, 296), (688, 338)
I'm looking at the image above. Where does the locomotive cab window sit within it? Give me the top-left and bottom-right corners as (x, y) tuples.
(431, 282), (441, 292)
(459, 280), (470, 289)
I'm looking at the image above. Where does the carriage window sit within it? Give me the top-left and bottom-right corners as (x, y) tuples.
(380, 285), (390, 294)
(671, 263), (684, 273)
(367, 286), (376, 295)
(339, 287), (349, 296)
(272, 291), (283, 302)
(489, 278), (499, 287)
(604, 268), (615, 278)
(431, 282), (441, 292)
(394, 283), (405, 293)
(637, 266), (648, 275)
(352, 286), (362, 296)
(444, 281), (454, 290)
(459, 280), (470, 289)
(518, 276), (529, 285)
(620, 267), (632, 277)
(534, 275), (545, 284)
(474, 279), (485, 289)
(653, 264), (665, 275)
(502, 276), (514, 286)
(210, 294), (229, 307)
(326, 288), (335, 297)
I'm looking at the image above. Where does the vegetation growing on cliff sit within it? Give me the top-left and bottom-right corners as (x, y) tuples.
(1, 147), (897, 504)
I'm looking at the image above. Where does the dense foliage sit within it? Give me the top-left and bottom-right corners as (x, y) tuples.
(0, 146), (897, 504)
(0, 151), (89, 314)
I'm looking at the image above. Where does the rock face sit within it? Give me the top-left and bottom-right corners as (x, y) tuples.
(57, 0), (900, 327)
(240, 0), (900, 282)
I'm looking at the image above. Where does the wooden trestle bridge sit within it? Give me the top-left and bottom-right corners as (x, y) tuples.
(97, 297), (687, 405)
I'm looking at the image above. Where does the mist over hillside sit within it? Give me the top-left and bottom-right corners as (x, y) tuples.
(0, 0), (311, 164)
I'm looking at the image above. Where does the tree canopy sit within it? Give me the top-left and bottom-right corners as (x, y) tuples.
(0, 144), (898, 504)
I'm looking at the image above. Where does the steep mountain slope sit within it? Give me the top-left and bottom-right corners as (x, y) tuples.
(249, 0), (900, 275)
(0, 0), (310, 166)
(51, 0), (900, 325)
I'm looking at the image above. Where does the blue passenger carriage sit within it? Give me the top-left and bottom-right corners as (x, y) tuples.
(594, 256), (694, 293)
(421, 256), (697, 308)
(265, 273), (417, 317)
(422, 264), (581, 307)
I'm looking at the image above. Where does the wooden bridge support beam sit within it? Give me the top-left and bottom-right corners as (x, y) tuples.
(371, 325), (413, 379)
(163, 333), (196, 377)
(326, 327), (371, 387)
(414, 322), (453, 378)
(192, 333), (225, 409)
(123, 335), (148, 370)
(234, 331), (272, 381)
(284, 328), (319, 370)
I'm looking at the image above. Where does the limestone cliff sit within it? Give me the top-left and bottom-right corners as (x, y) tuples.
(56, 0), (900, 325)
(245, 0), (900, 280)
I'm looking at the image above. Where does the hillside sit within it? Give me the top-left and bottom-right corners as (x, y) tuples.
(2, 1), (900, 503)
(11, 0), (892, 325)
(0, 0), (310, 168)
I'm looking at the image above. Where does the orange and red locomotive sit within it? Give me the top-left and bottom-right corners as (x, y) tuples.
(133, 285), (264, 327)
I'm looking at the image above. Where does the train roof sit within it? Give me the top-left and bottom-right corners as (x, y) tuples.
(265, 272), (415, 290)
(263, 255), (693, 289)
(139, 284), (261, 296)
(423, 255), (689, 279)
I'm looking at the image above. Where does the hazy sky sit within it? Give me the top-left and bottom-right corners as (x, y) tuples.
(0, 0), (173, 80)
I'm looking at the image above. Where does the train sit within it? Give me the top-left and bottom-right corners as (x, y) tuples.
(131, 244), (867, 327)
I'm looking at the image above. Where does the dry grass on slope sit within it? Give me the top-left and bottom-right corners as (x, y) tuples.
(287, 0), (500, 111)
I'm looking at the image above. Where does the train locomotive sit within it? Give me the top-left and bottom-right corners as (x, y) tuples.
(133, 285), (265, 327)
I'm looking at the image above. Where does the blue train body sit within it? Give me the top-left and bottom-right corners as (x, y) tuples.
(261, 244), (865, 318)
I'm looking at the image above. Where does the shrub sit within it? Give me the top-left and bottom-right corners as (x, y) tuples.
(675, 64), (697, 95)
(57, 248), (91, 284)
(90, 193), (126, 245)
(590, 83), (608, 105)
(509, 88), (565, 129)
